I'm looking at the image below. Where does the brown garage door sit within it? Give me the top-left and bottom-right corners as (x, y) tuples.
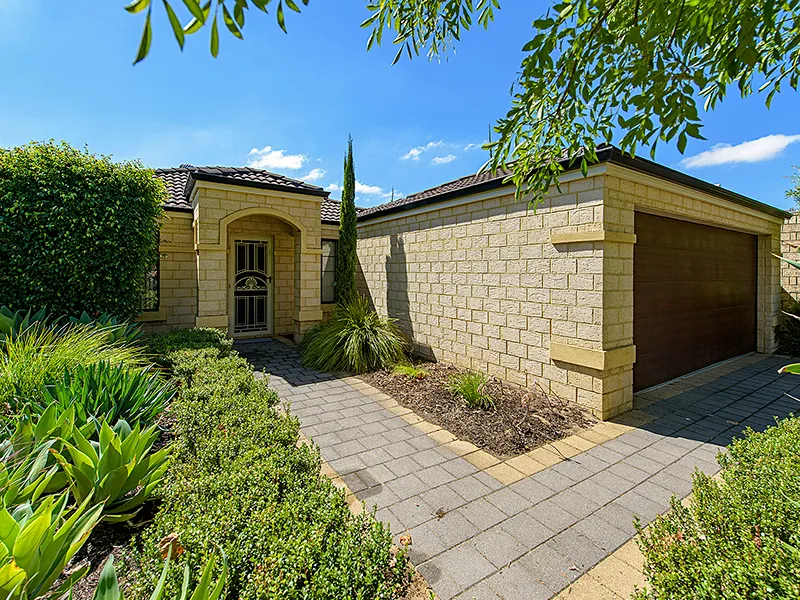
(634, 212), (757, 391)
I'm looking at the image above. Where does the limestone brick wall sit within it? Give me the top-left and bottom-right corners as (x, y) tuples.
(357, 173), (612, 416)
(192, 183), (324, 337)
(227, 214), (296, 336)
(781, 212), (800, 308)
(139, 211), (196, 334)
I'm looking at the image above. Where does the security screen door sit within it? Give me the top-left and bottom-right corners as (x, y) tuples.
(233, 239), (272, 334)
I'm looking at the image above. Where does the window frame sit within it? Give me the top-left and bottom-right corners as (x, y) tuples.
(320, 239), (337, 305)
(141, 256), (160, 313)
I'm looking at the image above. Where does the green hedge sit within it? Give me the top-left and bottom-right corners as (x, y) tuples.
(635, 417), (800, 599)
(0, 141), (165, 320)
(124, 329), (409, 599)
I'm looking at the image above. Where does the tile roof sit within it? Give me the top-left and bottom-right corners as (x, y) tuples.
(320, 198), (341, 223)
(357, 168), (511, 220)
(155, 166), (329, 210)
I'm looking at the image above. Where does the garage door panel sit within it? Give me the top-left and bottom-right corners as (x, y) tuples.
(635, 247), (756, 283)
(635, 282), (756, 314)
(634, 212), (756, 392)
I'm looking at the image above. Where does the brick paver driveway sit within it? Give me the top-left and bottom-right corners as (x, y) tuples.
(237, 339), (799, 600)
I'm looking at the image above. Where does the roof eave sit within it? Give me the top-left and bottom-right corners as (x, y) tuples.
(189, 172), (330, 199)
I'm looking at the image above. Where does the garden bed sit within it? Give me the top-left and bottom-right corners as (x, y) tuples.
(361, 362), (596, 458)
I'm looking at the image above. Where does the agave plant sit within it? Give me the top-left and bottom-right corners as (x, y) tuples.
(0, 405), (94, 507)
(53, 419), (170, 522)
(0, 307), (54, 347)
(87, 549), (227, 600)
(69, 312), (143, 346)
(0, 494), (103, 600)
(37, 362), (175, 426)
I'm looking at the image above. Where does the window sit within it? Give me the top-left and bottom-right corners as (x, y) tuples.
(141, 258), (160, 312)
(321, 240), (337, 304)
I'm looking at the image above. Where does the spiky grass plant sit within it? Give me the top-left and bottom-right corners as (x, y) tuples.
(300, 295), (405, 374)
(448, 371), (494, 410)
(391, 363), (429, 380)
(0, 324), (146, 411)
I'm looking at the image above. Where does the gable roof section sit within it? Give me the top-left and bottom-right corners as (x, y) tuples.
(357, 145), (790, 222)
(155, 166), (329, 211)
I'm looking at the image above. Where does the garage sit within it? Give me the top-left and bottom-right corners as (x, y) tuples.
(633, 212), (758, 392)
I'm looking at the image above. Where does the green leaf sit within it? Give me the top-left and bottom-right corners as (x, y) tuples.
(124, 0), (150, 14)
(92, 555), (121, 600)
(210, 13), (220, 56)
(181, 0), (205, 22)
(133, 9), (153, 65)
(276, 1), (287, 33)
(184, 0), (211, 33)
(779, 363), (800, 375)
(163, 1), (186, 49)
(222, 4), (244, 39)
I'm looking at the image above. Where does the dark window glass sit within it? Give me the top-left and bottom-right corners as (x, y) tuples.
(321, 240), (337, 304)
(141, 258), (159, 312)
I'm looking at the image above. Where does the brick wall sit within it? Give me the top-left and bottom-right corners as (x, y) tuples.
(781, 212), (800, 309)
(357, 173), (612, 416)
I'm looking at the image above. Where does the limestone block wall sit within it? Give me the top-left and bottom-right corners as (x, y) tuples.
(357, 173), (614, 417)
(781, 212), (800, 308)
(192, 183), (323, 336)
(139, 211), (196, 334)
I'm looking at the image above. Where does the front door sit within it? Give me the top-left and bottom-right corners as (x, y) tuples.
(233, 239), (272, 335)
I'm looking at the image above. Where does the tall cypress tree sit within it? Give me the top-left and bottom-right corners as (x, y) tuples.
(336, 135), (357, 304)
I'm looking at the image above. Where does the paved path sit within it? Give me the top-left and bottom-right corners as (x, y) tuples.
(237, 340), (799, 600)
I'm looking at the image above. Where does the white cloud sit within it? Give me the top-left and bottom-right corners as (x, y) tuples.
(463, 142), (484, 151)
(300, 167), (326, 182)
(432, 154), (457, 165)
(681, 134), (800, 168)
(326, 181), (402, 200)
(247, 145), (306, 170)
(401, 140), (444, 161)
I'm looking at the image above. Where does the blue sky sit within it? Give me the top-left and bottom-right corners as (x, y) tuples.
(1, 1), (799, 210)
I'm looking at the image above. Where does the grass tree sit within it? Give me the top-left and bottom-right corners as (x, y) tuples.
(336, 136), (358, 305)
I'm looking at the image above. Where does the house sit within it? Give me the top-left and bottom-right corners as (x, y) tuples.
(143, 148), (791, 419)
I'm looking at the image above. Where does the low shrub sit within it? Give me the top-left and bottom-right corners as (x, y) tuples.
(300, 295), (405, 374)
(0, 307), (53, 346)
(36, 361), (175, 426)
(0, 324), (145, 412)
(146, 327), (233, 369)
(125, 330), (409, 599)
(448, 371), (494, 409)
(635, 416), (800, 599)
(391, 362), (429, 380)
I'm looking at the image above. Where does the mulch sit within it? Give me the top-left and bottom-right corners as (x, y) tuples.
(361, 362), (595, 459)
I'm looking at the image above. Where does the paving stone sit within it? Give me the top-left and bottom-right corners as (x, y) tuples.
(449, 476), (494, 503)
(386, 473), (429, 501)
(571, 514), (631, 552)
(417, 464), (457, 487)
(441, 458), (481, 478)
(525, 499), (580, 532)
(587, 469), (637, 495)
(509, 476), (555, 504)
(405, 521), (449, 563)
(528, 468), (575, 493)
(425, 509), (481, 548)
(421, 485), (467, 514)
(459, 498), (507, 530)
(470, 525), (528, 568)
(390, 497), (437, 530)
(453, 581), (499, 600)
(499, 510), (555, 548)
(433, 544), (497, 591)
(550, 488), (602, 520)
(517, 543), (581, 593)
(485, 563), (552, 600)
(548, 528), (608, 572)
(484, 487), (531, 516)
(571, 478), (621, 505)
